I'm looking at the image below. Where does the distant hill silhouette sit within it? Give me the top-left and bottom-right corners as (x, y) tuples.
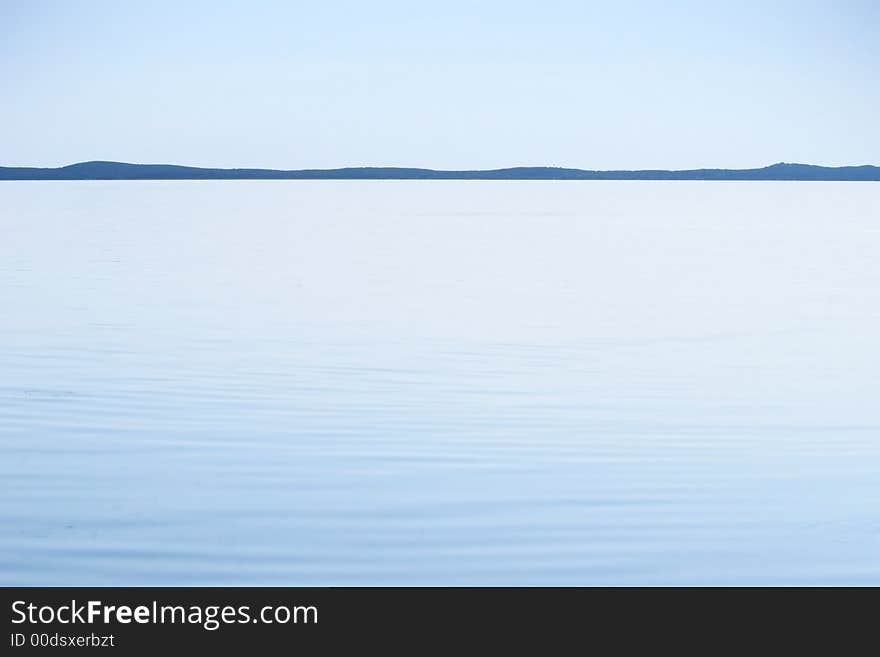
(1, 161), (878, 181)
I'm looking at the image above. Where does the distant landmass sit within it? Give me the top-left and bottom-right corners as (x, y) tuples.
(1, 161), (878, 181)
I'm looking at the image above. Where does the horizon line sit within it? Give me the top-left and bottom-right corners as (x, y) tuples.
(4, 159), (880, 170)
(2, 160), (879, 181)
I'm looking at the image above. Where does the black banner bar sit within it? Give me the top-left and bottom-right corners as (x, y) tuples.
(0, 587), (862, 652)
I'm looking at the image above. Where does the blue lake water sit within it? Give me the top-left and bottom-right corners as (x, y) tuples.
(1, 181), (879, 585)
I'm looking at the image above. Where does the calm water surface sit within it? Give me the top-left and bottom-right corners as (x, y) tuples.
(1, 181), (878, 585)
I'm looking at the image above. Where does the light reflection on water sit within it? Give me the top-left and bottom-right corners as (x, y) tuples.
(1, 181), (878, 585)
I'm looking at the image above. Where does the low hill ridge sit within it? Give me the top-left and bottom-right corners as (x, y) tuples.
(2, 161), (878, 180)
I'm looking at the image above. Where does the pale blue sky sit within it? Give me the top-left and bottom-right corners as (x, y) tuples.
(2, 0), (877, 169)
